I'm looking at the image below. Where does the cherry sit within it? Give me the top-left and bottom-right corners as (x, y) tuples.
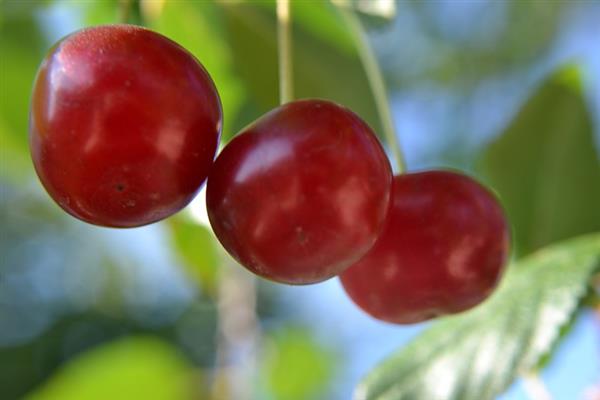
(29, 25), (222, 227)
(340, 171), (510, 324)
(206, 99), (392, 284)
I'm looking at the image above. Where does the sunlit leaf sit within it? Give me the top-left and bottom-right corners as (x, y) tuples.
(25, 336), (197, 400)
(1, 0), (54, 17)
(356, 233), (600, 400)
(167, 216), (220, 296)
(480, 68), (600, 256)
(0, 14), (45, 181)
(262, 326), (337, 400)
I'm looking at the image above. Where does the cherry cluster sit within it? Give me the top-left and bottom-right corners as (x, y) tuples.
(29, 25), (510, 324)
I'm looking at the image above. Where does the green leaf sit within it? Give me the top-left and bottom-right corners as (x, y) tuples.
(384, 1), (564, 88)
(356, 233), (600, 400)
(79, 0), (120, 26)
(252, 0), (357, 55)
(262, 326), (337, 400)
(166, 216), (220, 296)
(219, 1), (384, 141)
(25, 336), (197, 400)
(1, 0), (54, 17)
(480, 68), (600, 256)
(0, 14), (46, 181)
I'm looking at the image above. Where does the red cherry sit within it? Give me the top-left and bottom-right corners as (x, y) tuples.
(29, 25), (222, 227)
(340, 171), (510, 324)
(206, 100), (392, 284)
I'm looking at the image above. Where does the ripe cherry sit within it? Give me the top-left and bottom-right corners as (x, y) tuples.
(207, 99), (392, 284)
(29, 25), (222, 227)
(340, 171), (510, 324)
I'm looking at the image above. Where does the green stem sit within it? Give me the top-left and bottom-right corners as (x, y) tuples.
(336, 2), (405, 173)
(277, 0), (294, 104)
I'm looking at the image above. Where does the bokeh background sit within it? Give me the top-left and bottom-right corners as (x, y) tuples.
(1, 1), (599, 399)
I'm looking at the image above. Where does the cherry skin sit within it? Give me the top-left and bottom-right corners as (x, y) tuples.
(340, 171), (510, 324)
(206, 99), (392, 284)
(29, 25), (222, 227)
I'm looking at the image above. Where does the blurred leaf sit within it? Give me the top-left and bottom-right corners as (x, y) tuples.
(1, 0), (54, 18)
(356, 233), (600, 400)
(349, 0), (397, 26)
(247, 0), (356, 55)
(219, 1), (385, 141)
(0, 311), (145, 400)
(148, 0), (246, 138)
(480, 68), (600, 256)
(262, 326), (336, 400)
(79, 0), (119, 25)
(68, 0), (141, 25)
(384, 1), (564, 88)
(584, 273), (600, 309)
(0, 182), (218, 395)
(25, 336), (196, 400)
(0, 14), (45, 181)
(1, 182), (195, 349)
(120, 0), (144, 25)
(167, 216), (220, 296)
(280, 0), (358, 55)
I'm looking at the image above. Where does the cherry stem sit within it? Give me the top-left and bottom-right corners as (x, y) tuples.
(277, 0), (294, 104)
(336, 2), (405, 173)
